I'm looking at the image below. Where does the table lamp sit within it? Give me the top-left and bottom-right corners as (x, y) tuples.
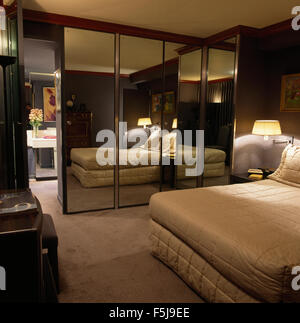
(137, 118), (152, 129)
(172, 118), (178, 129)
(252, 120), (282, 141)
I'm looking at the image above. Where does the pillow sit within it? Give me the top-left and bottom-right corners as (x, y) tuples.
(142, 131), (177, 154)
(149, 125), (161, 133)
(162, 132), (177, 154)
(122, 128), (150, 148)
(142, 130), (161, 151)
(269, 144), (300, 187)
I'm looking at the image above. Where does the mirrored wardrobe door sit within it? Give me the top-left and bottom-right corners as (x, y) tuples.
(64, 28), (115, 213)
(204, 37), (237, 187)
(176, 48), (202, 189)
(160, 42), (183, 191)
(119, 35), (163, 207)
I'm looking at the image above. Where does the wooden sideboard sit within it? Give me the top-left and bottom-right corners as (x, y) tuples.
(66, 112), (92, 165)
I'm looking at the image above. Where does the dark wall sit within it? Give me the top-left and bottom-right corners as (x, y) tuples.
(233, 34), (300, 174)
(264, 46), (300, 168)
(65, 73), (136, 146)
(124, 68), (199, 131)
(180, 82), (199, 103)
(233, 36), (268, 173)
(123, 89), (149, 129)
(137, 73), (180, 129)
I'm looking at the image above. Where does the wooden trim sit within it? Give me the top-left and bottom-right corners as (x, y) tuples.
(22, 9), (294, 47)
(204, 25), (259, 46)
(208, 77), (234, 84)
(176, 45), (201, 55)
(211, 41), (236, 52)
(259, 19), (293, 38)
(130, 57), (178, 79)
(180, 77), (233, 85)
(177, 41), (235, 55)
(22, 9), (203, 46)
(4, 0), (17, 17)
(180, 80), (200, 84)
(65, 70), (129, 78)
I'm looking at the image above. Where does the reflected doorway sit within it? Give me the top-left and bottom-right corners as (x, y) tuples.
(24, 39), (58, 182)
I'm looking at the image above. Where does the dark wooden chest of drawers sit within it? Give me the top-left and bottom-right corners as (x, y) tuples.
(0, 190), (43, 302)
(66, 112), (92, 165)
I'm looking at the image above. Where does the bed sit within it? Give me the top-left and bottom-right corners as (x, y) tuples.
(150, 144), (300, 303)
(70, 146), (226, 188)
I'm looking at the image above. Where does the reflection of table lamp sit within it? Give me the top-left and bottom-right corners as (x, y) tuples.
(172, 118), (178, 129)
(137, 118), (152, 129)
(252, 120), (282, 141)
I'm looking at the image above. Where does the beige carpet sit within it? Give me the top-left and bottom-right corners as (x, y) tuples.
(67, 167), (161, 212)
(66, 166), (230, 213)
(30, 180), (203, 303)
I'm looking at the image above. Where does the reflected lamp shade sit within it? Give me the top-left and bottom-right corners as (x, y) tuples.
(172, 118), (178, 129)
(252, 120), (282, 140)
(137, 118), (152, 128)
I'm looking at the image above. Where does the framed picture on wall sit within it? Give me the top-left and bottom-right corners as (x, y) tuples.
(152, 91), (175, 114)
(43, 87), (57, 121)
(152, 93), (162, 113)
(280, 73), (300, 112)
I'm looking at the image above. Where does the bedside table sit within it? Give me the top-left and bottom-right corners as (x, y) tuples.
(162, 154), (176, 188)
(230, 173), (265, 184)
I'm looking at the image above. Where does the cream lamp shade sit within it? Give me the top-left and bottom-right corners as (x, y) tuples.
(172, 118), (178, 129)
(137, 117), (152, 128)
(252, 120), (282, 140)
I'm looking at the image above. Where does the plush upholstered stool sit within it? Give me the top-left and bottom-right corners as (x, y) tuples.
(42, 214), (59, 292)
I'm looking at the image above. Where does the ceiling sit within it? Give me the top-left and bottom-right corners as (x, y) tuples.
(23, 0), (298, 38)
(65, 28), (182, 74)
(24, 28), (234, 81)
(4, 0), (15, 5)
(65, 28), (235, 80)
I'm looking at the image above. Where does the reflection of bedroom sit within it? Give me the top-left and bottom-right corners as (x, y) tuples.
(63, 29), (236, 212)
(3, 0), (300, 305)
(24, 38), (58, 181)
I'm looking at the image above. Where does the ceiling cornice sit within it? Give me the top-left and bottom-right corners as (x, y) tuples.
(259, 19), (293, 38)
(4, 1), (17, 16)
(22, 9), (295, 47)
(22, 9), (204, 46)
(203, 25), (259, 46)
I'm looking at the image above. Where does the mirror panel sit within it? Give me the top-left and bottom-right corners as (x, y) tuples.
(119, 35), (163, 207)
(176, 48), (202, 189)
(204, 37), (237, 187)
(161, 42), (183, 191)
(65, 28), (115, 212)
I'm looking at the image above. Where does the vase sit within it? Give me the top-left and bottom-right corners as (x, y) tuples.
(32, 125), (39, 138)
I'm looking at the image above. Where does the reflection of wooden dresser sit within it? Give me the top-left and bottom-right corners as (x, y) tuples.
(66, 112), (92, 165)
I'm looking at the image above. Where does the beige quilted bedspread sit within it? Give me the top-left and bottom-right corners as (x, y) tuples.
(71, 147), (225, 171)
(150, 180), (300, 302)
